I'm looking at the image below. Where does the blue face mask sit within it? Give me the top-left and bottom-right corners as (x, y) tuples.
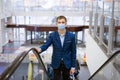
(58, 24), (65, 30)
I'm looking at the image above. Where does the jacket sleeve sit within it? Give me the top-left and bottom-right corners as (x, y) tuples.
(71, 34), (76, 68)
(40, 33), (52, 52)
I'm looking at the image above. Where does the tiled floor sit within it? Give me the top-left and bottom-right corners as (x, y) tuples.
(2, 41), (24, 53)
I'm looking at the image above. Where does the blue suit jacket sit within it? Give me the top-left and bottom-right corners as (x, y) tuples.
(40, 31), (76, 69)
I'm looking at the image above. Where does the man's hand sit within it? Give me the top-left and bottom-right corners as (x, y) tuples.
(70, 68), (75, 75)
(35, 47), (41, 53)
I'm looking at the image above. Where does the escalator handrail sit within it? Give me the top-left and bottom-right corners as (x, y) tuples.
(31, 48), (50, 80)
(0, 48), (50, 80)
(0, 51), (27, 80)
(88, 50), (120, 80)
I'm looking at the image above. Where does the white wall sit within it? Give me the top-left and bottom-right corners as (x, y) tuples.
(85, 30), (108, 75)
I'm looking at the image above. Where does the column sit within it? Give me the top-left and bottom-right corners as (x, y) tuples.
(108, 0), (115, 54)
(8, 28), (14, 42)
(0, 20), (2, 53)
(1, 19), (6, 44)
(0, 0), (2, 53)
(93, 13), (98, 38)
(99, 1), (104, 45)
(7, 17), (14, 42)
(108, 18), (114, 54)
(0, 18), (6, 53)
(89, 1), (93, 34)
(93, 1), (98, 38)
(99, 14), (105, 45)
(24, 16), (27, 42)
(0, 0), (3, 14)
(89, 11), (93, 34)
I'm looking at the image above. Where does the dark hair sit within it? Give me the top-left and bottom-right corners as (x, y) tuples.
(56, 15), (67, 22)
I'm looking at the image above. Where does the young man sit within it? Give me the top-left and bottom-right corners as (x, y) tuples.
(36, 15), (76, 80)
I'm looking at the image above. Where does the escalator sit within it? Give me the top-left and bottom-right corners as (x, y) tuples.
(88, 50), (120, 80)
(0, 48), (120, 80)
(0, 48), (50, 80)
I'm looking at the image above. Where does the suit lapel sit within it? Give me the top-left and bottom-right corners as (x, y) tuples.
(63, 31), (68, 48)
(55, 31), (62, 48)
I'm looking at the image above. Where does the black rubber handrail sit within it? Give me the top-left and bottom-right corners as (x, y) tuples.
(88, 50), (120, 80)
(31, 48), (50, 80)
(0, 51), (27, 80)
(0, 48), (50, 80)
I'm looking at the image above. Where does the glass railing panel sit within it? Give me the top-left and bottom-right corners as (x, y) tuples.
(90, 53), (120, 80)
(8, 49), (50, 80)
(0, 62), (10, 76)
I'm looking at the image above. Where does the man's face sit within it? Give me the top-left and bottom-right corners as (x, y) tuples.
(56, 19), (66, 25)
